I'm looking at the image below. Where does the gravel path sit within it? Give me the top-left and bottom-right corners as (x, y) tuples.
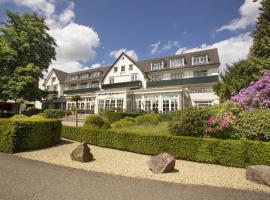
(16, 139), (270, 193)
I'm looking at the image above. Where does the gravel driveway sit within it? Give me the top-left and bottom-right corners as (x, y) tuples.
(16, 139), (270, 193)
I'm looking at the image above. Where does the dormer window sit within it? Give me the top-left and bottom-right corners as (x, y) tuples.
(151, 61), (163, 70)
(192, 55), (208, 65)
(52, 77), (56, 82)
(71, 75), (77, 81)
(80, 73), (88, 79)
(170, 58), (185, 68)
(113, 67), (118, 73)
(92, 71), (100, 77)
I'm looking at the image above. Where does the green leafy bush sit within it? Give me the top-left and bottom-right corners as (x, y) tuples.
(112, 117), (135, 128)
(43, 109), (65, 119)
(21, 107), (42, 117)
(236, 109), (270, 141)
(208, 101), (240, 116)
(169, 108), (210, 137)
(101, 109), (143, 123)
(84, 115), (110, 129)
(62, 126), (270, 168)
(11, 114), (29, 118)
(0, 118), (61, 153)
(159, 110), (182, 121)
(135, 113), (161, 126)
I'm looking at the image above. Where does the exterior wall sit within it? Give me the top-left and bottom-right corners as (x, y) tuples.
(43, 72), (63, 98)
(103, 54), (147, 88)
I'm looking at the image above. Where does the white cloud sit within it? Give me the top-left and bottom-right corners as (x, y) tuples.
(176, 32), (253, 72)
(110, 48), (138, 61)
(150, 41), (161, 55)
(216, 0), (261, 32)
(90, 63), (102, 69)
(150, 40), (180, 54)
(2, 0), (101, 73)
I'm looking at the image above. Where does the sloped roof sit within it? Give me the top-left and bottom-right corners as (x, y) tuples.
(52, 68), (68, 83)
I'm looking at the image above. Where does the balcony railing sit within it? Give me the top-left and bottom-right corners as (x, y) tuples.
(63, 87), (100, 94)
(147, 75), (219, 88)
(101, 81), (142, 90)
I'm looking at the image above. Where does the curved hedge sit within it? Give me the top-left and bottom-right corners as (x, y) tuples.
(62, 126), (270, 168)
(0, 118), (61, 153)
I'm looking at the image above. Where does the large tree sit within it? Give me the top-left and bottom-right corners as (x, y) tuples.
(250, 0), (270, 59)
(0, 11), (56, 102)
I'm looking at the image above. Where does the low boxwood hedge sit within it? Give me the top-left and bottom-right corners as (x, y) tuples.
(101, 109), (143, 123)
(0, 118), (61, 153)
(62, 126), (270, 168)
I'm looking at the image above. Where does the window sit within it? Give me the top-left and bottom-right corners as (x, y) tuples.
(71, 75), (77, 81)
(145, 100), (151, 113)
(131, 73), (138, 81)
(194, 101), (212, 109)
(98, 100), (105, 111)
(113, 67), (118, 73)
(189, 88), (213, 93)
(151, 75), (162, 81)
(116, 99), (123, 112)
(92, 71), (100, 77)
(121, 65), (125, 72)
(163, 100), (170, 112)
(194, 70), (207, 77)
(52, 77), (56, 82)
(135, 100), (141, 111)
(151, 61), (163, 70)
(53, 85), (58, 91)
(171, 99), (177, 111)
(80, 73), (88, 79)
(129, 64), (133, 70)
(170, 58), (185, 68)
(80, 83), (87, 88)
(171, 73), (183, 80)
(109, 77), (114, 84)
(91, 81), (99, 88)
(46, 86), (50, 90)
(152, 100), (159, 113)
(80, 102), (85, 109)
(192, 55), (208, 65)
(70, 84), (77, 89)
(110, 100), (116, 110)
(105, 100), (110, 109)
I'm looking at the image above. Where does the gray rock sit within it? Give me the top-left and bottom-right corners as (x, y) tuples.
(147, 153), (175, 173)
(70, 142), (93, 162)
(246, 165), (270, 186)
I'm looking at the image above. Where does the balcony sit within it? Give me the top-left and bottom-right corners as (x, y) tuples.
(101, 81), (142, 90)
(63, 87), (100, 94)
(147, 75), (219, 88)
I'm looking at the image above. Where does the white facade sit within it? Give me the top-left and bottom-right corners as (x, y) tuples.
(42, 48), (220, 113)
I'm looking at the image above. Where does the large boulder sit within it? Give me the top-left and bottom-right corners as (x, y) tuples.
(147, 153), (175, 173)
(246, 165), (270, 186)
(70, 142), (94, 162)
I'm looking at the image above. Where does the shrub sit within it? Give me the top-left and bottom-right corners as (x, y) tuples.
(112, 117), (136, 128)
(0, 118), (61, 153)
(84, 115), (110, 129)
(208, 101), (240, 116)
(11, 114), (29, 118)
(21, 107), (42, 117)
(101, 109), (143, 123)
(169, 108), (210, 137)
(135, 113), (161, 126)
(159, 110), (181, 121)
(43, 109), (65, 119)
(62, 126), (270, 168)
(236, 109), (270, 141)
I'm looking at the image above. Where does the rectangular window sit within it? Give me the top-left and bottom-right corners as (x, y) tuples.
(171, 73), (183, 80)
(80, 83), (88, 88)
(194, 101), (212, 109)
(91, 81), (99, 88)
(116, 99), (123, 112)
(113, 67), (118, 73)
(71, 75), (77, 81)
(129, 64), (133, 70)
(80, 73), (88, 79)
(163, 100), (169, 112)
(121, 65), (125, 71)
(151, 75), (162, 81)
(152, 100), (159, 113)
(189, 88), (213, 93)
(170, 58), (185, 68)
(194, 70), (208, 77)
(151, 61), (163, 70)
(145, 100), (151, 113)
(105, 100), (110, 109)
(192, 55), (208, 65)
(98, 100), (104, 111)
(131, 73), (138, 82)
(92, 71), (100, 77)
(171, 99), (177, 111)
(53, 85), (58, 91)
(80, 102), (85, 110)
(52, 77), (56, 82)
(135, 100), (141, 112)
(109, 77), (114, 84)
(110, 100), (116, 110)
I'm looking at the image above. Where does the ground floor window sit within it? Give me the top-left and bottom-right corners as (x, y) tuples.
(163, 100), (170, 112)
(194, 101), (212, 109)
(98, 99), (124, 112)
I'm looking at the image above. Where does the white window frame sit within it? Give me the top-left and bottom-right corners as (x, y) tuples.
(194, 70), (208, 77)
(131, 73), (138, 82)
(192, 55), (208, 65)
(170, 58), (185, 68)
(129, 64), (133, 70)
(151, 61), (163, 70)
(113, 67), (118, 73)
(109, 76), (115, 84)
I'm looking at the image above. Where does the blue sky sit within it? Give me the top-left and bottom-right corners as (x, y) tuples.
(0, 0), (261, 72)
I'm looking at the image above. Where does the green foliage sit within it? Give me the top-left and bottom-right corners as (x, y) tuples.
(21, 107), (41, 117)
(0, 111), (14, 118)
(11, 114), (29, 118)
(112, 117), (136, 128)
(168, 108), (210, 137)
(0, 118), (61, 153)
(135, 113), (161, 126)
(62, 126), (270, 168)
(208, 101), (240, 116)
(236, 109), (270, 142)
(250, 0), (270, 59)
(84, 115), (110, 129)
(0, 11), (56, 101)
(213, 59), (264, 102)
(101, 109), (143, 123)
(158, 110), (181, 121)
(43, 109), (65, 119)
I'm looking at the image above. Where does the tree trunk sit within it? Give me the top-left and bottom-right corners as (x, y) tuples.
(19, 103), (22, 117)
(76, 101), (78, 127)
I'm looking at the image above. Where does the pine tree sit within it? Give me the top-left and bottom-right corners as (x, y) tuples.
(250, 0), (270, 59)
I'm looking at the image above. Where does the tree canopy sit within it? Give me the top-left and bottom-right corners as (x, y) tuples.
(0, 11), (56, 102)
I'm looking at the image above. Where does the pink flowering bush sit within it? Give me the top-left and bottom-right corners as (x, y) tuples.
(231, 70), (270, 110)
(205, 111), (239, 139)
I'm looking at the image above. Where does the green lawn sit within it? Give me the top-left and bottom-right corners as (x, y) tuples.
(111, 122), (170, 136)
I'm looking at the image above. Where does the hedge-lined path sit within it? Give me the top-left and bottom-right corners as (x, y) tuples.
(15, 139), (270, 193)
(0, 152), (268, 200)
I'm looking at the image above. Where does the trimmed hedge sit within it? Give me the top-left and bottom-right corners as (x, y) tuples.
(101, 109), (143, 123)
(0, 118), (61, 153)
(135, 113), (161, 126)
(62, 126), (270, 168)
(21, 107), (42, 117)
(43, 109), (65, 119)
(84, 115), (110, 129)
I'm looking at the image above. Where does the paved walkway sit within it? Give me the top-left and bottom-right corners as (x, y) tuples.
(0, 153), (269, 200)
